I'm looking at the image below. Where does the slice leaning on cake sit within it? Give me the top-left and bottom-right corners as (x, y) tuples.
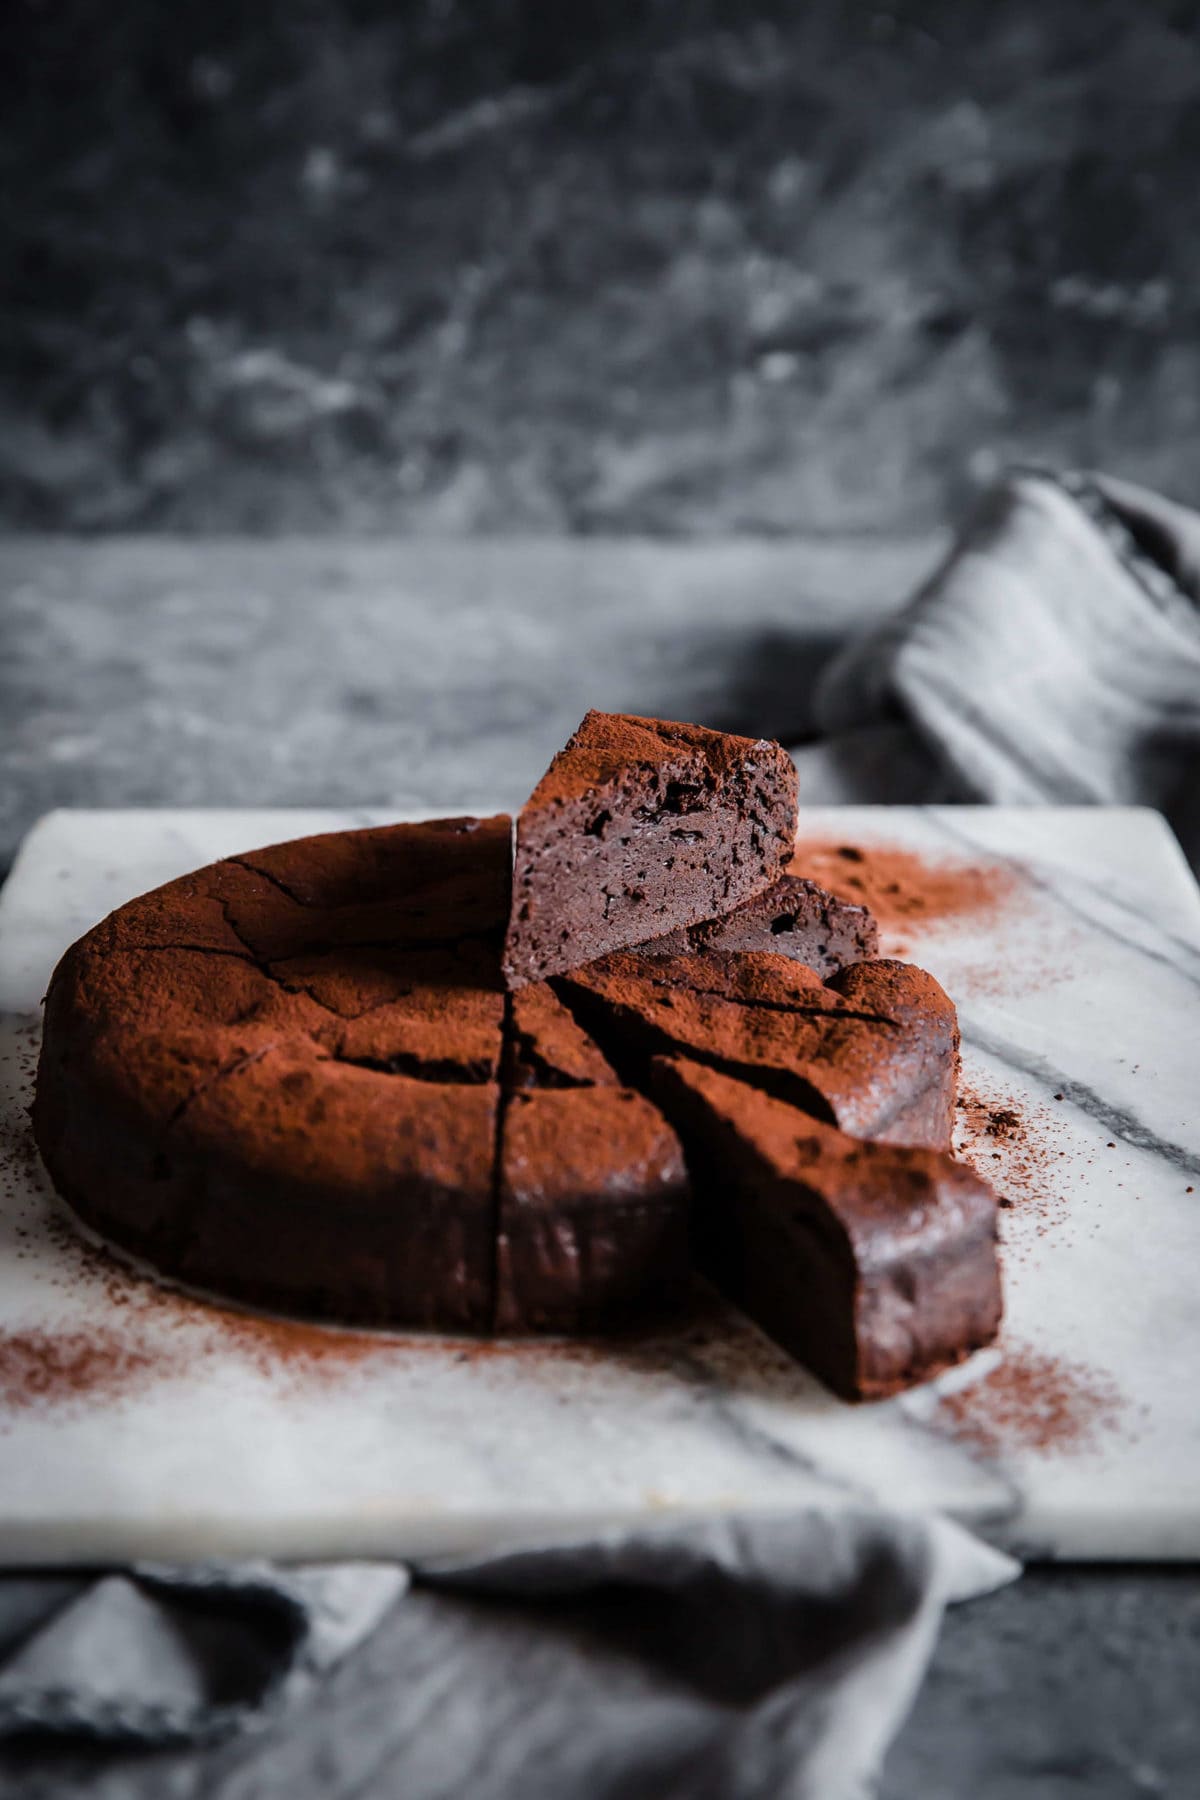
(502, 710), (801, 987)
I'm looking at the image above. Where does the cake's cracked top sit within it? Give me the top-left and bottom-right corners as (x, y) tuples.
(523, 712), (794, 805)
(507, 982), (619, 1090)
(503, 710), (799, 988)
(558, 949), (959, 1152)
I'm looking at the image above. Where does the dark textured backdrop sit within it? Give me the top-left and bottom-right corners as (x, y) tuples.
(4, 0), (1199, 535)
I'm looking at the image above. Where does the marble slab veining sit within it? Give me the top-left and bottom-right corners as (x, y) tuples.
(0, 805), (1197, 1564)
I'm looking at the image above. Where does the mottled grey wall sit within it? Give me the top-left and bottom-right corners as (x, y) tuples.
(3, 0), (1198, 534)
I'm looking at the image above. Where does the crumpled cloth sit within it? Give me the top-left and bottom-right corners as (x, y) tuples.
(3, 464), (1198, 1795)
(0, 1514), (1013, 1799)
(801, 467), (1200, 870)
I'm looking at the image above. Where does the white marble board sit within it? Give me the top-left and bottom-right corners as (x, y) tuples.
(0, 805), (1198, 1565)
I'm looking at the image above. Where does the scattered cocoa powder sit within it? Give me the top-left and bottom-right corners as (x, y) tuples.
(946, 946), (1082, 1003)
(192, 1305), (408, 1381)
(791, 839), (1019, 939)
(935, 1342), (1129, 1460)
(955, 1081), (1071, 1235)
(50, 1222), (433, 1383)
(0, 1281), (392, 1418)
(0, 1324), (182, 1413)
(790, 838), (1092, 999)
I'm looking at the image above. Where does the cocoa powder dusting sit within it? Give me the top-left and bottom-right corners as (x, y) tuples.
(790, 837), (1088, 996)
(955, 1082), (1071, 1238)
(0, 1324), (183, 1413)
(936, 1342), (1131, 1460)
(56, 1223), (430, 1386)
(195, 1305), (403, 1380)
(0, 1234), (394, 1418)
(791, 838), (1018, 943)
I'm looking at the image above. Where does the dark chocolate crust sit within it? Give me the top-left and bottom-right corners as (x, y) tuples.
(648, 1056), (1002, 1400)
(502, 711), (799, 988)
(637, 875), (877, 975)
(559, 950), (960, 1152)
(34, 817), (513, 1329)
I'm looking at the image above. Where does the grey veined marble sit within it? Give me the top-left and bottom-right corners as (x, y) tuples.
(1, 802), (1197, 1565)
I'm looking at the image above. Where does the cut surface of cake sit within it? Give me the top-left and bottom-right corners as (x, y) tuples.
(502, 711), (799, 988)
(636, 873), (877, 975)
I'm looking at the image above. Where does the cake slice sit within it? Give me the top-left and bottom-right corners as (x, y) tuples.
(493, 983), (690, 1331)
(559, 950), (959, 1151)
(648, 1055), (1002, 1400)
(502, 712), (799, 988)
(633, 873), (877, 974)
(506, 980), (620, 1090)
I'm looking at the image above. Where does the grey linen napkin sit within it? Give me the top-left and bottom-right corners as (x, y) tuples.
(0, 1513), (1012, 1799)
(3, 463), (1198, 1794)
(801, 467), (1200, 869)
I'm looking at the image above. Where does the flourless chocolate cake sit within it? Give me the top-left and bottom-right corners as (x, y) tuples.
(34, 711), (1001, 1397)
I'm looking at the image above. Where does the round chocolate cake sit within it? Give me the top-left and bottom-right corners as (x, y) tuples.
(33, 715), (1002, 1397)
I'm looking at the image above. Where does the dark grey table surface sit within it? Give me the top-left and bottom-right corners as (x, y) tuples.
(1, 536), (1197, 1798)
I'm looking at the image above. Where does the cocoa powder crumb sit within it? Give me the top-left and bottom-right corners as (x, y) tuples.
(790, 838), (1019, 937)
(935, 1342), (1128, 1460)
(790, 837), (1088, 1001)
(955, 1083), (1069, 1233)
(0, 1325), (176, 1412)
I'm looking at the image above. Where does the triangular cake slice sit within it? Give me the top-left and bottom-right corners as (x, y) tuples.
(559, 950), (959, 1151)
(494, 984), (690, 1332)
(503, 712), (799, 988)
(506, 980), (620, 1090)
(648, 1055), (1001, 1400)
